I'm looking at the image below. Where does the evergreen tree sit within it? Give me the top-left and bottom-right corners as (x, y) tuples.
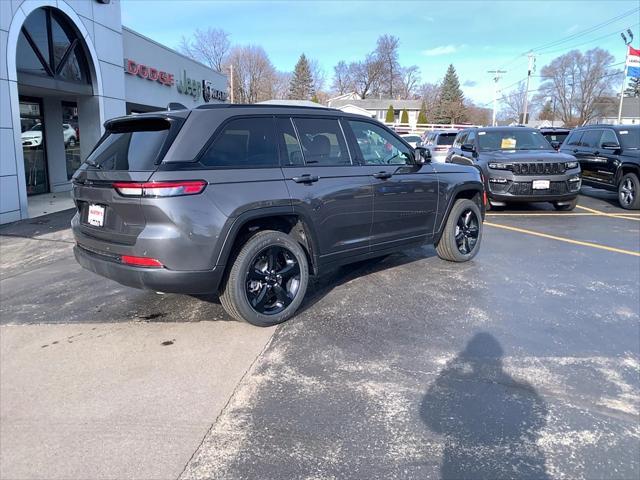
(538, 101), (554, 121)
(288, 53), (315, 100)
(417, 100), (428, 124)
(311, 94), (319, 103)
(385, 105), (395, 123)
(400, 109), (409, 124)
(435, 64), (467, 124)
(625, 77), (640, 98)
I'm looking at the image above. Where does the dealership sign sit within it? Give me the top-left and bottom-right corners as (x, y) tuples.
(124, 59), (174, 86)
(125, 59), (227, 103)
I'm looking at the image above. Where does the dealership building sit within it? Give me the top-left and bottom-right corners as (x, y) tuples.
(0, 0), (228, 224)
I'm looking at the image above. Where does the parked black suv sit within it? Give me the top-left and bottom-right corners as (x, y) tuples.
(446, 127), (581, 210)
(71, 105), (484, 326)
(559, 125), (640, 209)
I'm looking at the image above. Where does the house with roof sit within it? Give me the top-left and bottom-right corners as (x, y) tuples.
(327, 94), (423, 127)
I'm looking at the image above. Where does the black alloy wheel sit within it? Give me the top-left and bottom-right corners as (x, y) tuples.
(619, 175), (636, 208)
(455, 209), (480, 255)
(245, 245), (301, 315)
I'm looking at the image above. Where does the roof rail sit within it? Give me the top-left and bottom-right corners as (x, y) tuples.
(195, 103), (339, 112)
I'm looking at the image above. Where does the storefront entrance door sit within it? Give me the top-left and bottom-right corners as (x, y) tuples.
(19, 98), (49, 195)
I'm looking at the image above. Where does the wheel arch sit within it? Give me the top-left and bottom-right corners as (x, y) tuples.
(434, 184), (484, 245)
(215, 206), (320, 276)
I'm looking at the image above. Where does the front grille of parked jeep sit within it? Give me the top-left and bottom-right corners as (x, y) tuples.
(510, 162), (566, 175)
(508, 181), (568, 196)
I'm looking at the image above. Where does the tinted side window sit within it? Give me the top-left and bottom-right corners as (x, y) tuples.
(565, 131), (583, 147)
(293, 117), (351, 166)
(600, 129), (618, 146)
(466, 131), (476, 146)
(454, 131), (468, 148)
(200, 117), (278, 168)
(348, 120), (413, 165)
(275, 117), (304, 166)
(580, 130), (602, 149)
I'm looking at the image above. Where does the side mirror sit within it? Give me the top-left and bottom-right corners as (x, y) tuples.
(601, 142), (621, 150)
(461, 143), (475, 153)
(414, 146), (431, 164)
(550, 141), (561, 150)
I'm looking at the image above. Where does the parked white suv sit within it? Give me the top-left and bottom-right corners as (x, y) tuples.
(21, 123), (77, 148)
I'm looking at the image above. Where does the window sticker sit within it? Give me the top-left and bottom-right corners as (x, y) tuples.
(501, 137), (517, 149)
(478, 131), (486, 135)
(620, 131), (629, 135)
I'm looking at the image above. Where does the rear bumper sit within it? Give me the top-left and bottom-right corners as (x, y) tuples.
(74, 245), (224, 294)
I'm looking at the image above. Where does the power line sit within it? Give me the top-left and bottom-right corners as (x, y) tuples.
(536, 23), (639, 56)
(494, 7), (639, 71)
(529, 7), (639, 53)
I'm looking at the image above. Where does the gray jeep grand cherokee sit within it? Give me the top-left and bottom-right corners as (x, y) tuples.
(72, 105), (484, 326)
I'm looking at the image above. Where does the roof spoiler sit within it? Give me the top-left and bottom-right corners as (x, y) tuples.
(167, 102), (188, 111)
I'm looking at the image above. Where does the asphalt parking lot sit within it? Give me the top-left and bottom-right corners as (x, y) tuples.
(1, 187), (638, 480)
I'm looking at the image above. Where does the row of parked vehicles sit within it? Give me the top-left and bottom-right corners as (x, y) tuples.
(403, 124), (640, 210)
(70, 103), (639, 326)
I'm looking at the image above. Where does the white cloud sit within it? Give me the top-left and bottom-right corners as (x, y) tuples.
(422, 44), (463, 56)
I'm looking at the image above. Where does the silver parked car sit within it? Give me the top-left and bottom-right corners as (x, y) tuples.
(421, 129), (458, 163)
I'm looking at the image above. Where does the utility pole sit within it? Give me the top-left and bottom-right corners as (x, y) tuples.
(488, 69), (506, 126)
(618, 29), (633, 124)
(228, 64), (234, 104)
(522, 52), (535, 125)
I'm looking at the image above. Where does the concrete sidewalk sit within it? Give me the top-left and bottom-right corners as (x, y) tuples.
(0, 322), (274, 480)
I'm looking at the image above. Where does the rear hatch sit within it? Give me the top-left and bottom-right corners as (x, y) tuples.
(72, 113), (186, 245)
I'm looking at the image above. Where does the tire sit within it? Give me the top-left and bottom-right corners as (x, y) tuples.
(436, 199), (483, 262)
(552, 198), (578, 211)
(220, 230), (309, 327)
(618, 173), (640, 210)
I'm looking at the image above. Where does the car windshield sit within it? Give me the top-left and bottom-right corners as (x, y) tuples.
(477, 129), (552, 151)
(618, 128), (639, 150)
(437, 133), (456, 145)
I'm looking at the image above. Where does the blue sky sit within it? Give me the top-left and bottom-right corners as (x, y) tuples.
(121, 0), (640, 106)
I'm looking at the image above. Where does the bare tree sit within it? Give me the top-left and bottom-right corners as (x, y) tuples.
(224, 45), (276, 103)
(309, 58), (326, 95)
(500, 81), (528, 123)
(272, 71), (292, 99)
(538, 48), (619, 126)
(332, 61), (352, 95)
(179, 28), (230, 72)
(375, 34), (400, 98)
(418, 82), (441, 114)
(396, 65), (421, 99)
(350, 53), (384, 99)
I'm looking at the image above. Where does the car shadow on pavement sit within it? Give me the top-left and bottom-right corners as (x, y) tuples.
(298, 246), (436, 315)
(420, 332), (550, 480)
(0, 208), (75, 238)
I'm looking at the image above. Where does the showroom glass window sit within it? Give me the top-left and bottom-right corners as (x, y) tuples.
(62, 102), (80, 179)
(16, 7), (91, 85)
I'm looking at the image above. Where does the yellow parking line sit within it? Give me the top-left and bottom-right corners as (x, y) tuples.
(575, 205), (640, 221)
(484, 221), (640, 257)
(487, 213), (597, 217)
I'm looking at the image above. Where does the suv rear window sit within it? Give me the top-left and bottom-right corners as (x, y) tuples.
(85, 118), (171, 171)
(436, 133), (456, 145)
(200, 117), (279, 168)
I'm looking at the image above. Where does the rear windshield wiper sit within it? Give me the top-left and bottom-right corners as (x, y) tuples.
(84, 159), (102, 169)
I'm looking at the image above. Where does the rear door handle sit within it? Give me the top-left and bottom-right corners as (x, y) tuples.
(292, 174), (319, 184)
(373, 171), (393, 180)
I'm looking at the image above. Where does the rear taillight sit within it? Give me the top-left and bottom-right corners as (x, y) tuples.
(121, 255), (163, 268)
(113, 180), (207, 197)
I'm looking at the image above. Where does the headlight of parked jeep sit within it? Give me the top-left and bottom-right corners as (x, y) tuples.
(488, 162), (510, 170)
(566, 161), (579, 169)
